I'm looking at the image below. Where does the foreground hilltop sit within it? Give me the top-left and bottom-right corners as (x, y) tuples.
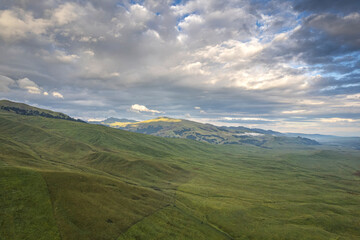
(0, 99), (84, 122)
(1, 100), (360, 240)
(92, 116), (319, 147)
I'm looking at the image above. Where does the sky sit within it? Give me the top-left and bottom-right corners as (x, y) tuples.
(0, 0), (359, 136)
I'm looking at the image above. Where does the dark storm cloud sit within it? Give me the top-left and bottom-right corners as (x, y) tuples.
(305, 13), (360, 48)
(293, 0), (360, 14)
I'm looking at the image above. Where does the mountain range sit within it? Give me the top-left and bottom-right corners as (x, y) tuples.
(89, 116), (360, 149)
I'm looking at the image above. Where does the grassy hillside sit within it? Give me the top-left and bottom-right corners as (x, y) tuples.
(94, 116), (319, 147)
(0, 99), (84, 122)
(1, 102), (360, 239)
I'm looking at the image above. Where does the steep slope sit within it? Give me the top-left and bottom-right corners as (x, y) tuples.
(0, 99), (84, 122)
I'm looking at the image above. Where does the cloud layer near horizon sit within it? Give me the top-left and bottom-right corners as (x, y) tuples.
(0, 0), (359, 136)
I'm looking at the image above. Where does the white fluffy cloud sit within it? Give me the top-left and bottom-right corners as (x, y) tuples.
(52, 3), (81, 25)
(0, 9), (49, 40)
(130, 104), (162, 114)
(52, 91), (64, 98)
(17, 78), (42, 94)
(54, 50), (79, 63)
(2, 76), (63, 99)
(0, 3), (83, 41)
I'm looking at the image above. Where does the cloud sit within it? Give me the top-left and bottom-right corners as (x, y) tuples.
(17, 78), (42, 94)
(222, 117), (276, 122)
(178, 14), (204, 30)
(52, 91), (64, 98)
(56, 52), (80, 63)
(0, 0), (359, 136)
(0, 9), (49, 40)
(0, 75), (15, 92)
(346, 94), (360, 100)
(306, 12), (360, 47)
(87, 118), (106, 122)
(52, 2), (80, 25)
(130, 104), (162, 114)
(282, 110), (308, 114)
(0, 3), (82, 41)
(319, 118), (358, 123)
(293, 0), (360, 14)
(83, 50), (95, 56)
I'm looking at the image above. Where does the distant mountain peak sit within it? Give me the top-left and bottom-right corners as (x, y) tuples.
(102, 117), (137, 123)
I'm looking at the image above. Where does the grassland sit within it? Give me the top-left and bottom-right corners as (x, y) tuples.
(0, 106), (360, 240)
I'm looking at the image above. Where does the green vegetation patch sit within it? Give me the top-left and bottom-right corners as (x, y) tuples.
(0, 167), (61, 240)
(41, 171), (172, 240)
(118, 206), (230, 240)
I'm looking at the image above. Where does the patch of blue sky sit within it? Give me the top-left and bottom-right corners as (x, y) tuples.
(288, 62), (307, 69)
(177, 13), (191, 22)
(255, 19), (265, 35)
(250, 0), (272, 4)
(254, 19), (267, 38)
(352, 69), (360, 74)
(116, 0), (145, 12)
(256, 20), (264, 28)
(332, 52), (360, 63)
(342, 83), (360, 88)
(320, 71), (347, 80)
(320, 82), (360, 92)
(320, 85), (338, 92)
(277, 25), (296, 34)
(176, 11), (200, 31)
(296, 11), (311, 21)
(305, 70), (322, 78)
(172, 0), (182, 6)
(116, 1), (129, 11)
(171, 0), (190, 6)
(116, 1), (124, 7)
(129, 0), (144, 5)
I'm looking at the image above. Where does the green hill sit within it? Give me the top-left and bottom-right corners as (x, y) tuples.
(0, 99), (84, 122)
(1, 100), (360, 240)
(95, 116), (319, 147)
